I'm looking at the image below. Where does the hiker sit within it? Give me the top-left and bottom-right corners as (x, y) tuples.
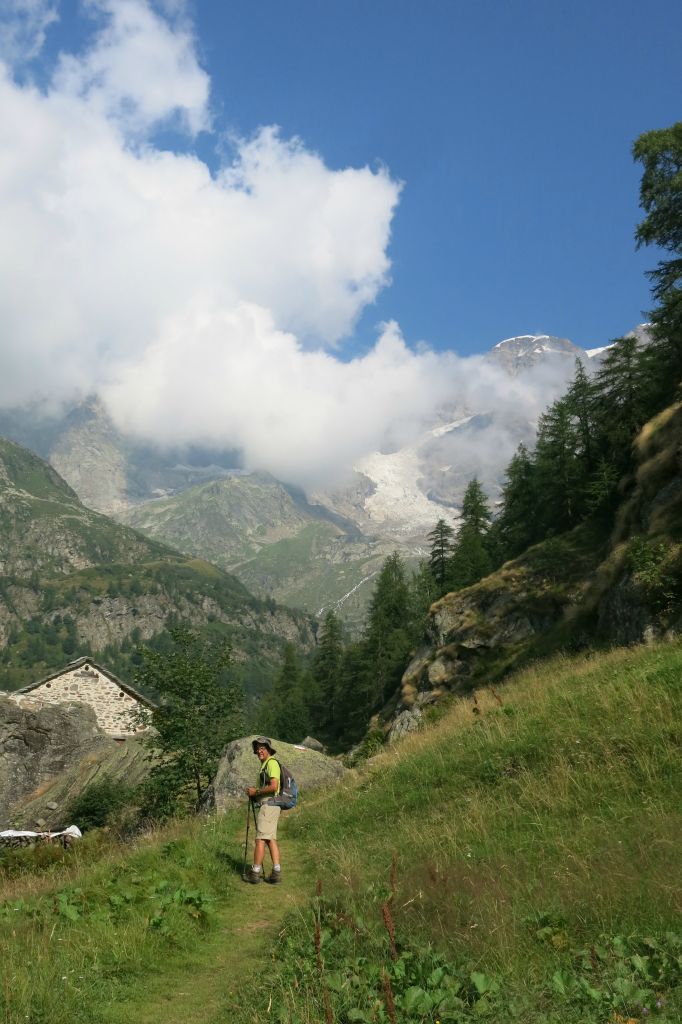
(245, 736), (282, 884)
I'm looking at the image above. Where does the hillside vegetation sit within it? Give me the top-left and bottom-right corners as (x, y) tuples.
(0, 638), (679, 1023)
(0, 439), (314, 695)
(239, 637), (682, 1023)
(120, 472), (400, 628)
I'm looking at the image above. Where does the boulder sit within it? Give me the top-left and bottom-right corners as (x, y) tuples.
(299, 735), (325, 752)
(202, 734), (346, 814)
(0, 694), (148, 828)
(1, 696), (101, 824)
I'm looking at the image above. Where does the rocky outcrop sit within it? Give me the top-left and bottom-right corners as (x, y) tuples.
(384, 399), (682, 740)
(397, 541), (591, 712)
(202, 735), (346, 814)
(0, 694), (148, 828)
(386, 690), (441, 744)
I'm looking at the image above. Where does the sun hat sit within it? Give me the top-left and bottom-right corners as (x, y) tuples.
(252, 736), (277, 754)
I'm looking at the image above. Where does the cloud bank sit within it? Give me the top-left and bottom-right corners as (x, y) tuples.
(0, 0), (572, 488)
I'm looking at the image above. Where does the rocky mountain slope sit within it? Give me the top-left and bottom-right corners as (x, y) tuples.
(0, 440), (314, 695)
(0, 330), (646, 626)
(385, 395), (682, 741)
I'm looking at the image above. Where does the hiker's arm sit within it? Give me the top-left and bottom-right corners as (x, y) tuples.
(246, 778), (277, 799)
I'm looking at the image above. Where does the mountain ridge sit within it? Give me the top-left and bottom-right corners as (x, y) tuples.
(0, 439), (314, 695)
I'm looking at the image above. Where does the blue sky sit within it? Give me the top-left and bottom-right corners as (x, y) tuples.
(33, 0), (682, 356)
(197, 1), (678, 353)
(0, 0), (680, 483)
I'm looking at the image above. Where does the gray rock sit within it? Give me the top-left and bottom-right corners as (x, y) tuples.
(387, 707), (423, 744)
(597, 575), (655, 645)
(299, 736), (325, 753)
(0, 695), (149, 828)
(202, 734), (346, 814)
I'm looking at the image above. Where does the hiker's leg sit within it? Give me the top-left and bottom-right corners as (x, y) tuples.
(267, 838), (281, 866)
(253, 838), (266, 867)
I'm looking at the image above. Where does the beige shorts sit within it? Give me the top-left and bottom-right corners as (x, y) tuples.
(256, 802), (281, 841)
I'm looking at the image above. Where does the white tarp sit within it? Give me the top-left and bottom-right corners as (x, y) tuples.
(0, 826), (82, 840)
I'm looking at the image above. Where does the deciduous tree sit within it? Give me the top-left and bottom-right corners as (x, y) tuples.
(135, 628), (244, 814)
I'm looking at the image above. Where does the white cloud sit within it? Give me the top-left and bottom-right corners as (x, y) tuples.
(52, 0), (210, 135)
(103, 312), (463, 485)
(0, 0), (574, 492)
(0, 0), (58, 64)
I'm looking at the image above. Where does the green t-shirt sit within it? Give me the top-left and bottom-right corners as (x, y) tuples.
(258, 756), (281, 800)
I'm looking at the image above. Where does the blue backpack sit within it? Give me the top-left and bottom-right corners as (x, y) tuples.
(264, 758), (298, 810)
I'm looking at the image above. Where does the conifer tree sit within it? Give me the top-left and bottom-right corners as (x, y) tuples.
(312, 609), (344, 734)
(495, 443), (539, 558)
(534, 396), (582, 533)
(270, 642), (310, 743)
(334, 641), (370, 746)
(448, 478), (493, 589)
(427, 518), (455, 596)
(460, 477), (492, 535)
(593, 336), (648, 473)
(566, 358), (596, 474)
(633, 122), (682, 405)
(408, 559), (439, 631)
(363, 552), (412, 708)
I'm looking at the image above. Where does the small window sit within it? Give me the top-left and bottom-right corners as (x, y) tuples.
(46, 683), (52, 688)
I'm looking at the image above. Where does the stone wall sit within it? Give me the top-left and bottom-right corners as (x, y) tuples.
(8, 664), (147, 737)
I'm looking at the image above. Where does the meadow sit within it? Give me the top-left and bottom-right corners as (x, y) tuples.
(1, 639), (681, 1024)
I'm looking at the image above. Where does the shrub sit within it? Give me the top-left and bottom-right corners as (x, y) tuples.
(67, 777), (135, 831)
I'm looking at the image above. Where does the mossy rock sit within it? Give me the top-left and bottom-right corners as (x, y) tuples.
(203, 734), (346, 814)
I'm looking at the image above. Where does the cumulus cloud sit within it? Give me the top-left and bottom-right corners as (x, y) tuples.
(0, 0), (58, 65)
(0, 0), (573, 491)
(52, 0), (210, 135)
(104, 313), (465, 485)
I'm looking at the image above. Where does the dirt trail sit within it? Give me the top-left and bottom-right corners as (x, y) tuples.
(102, 819), (313, 1024)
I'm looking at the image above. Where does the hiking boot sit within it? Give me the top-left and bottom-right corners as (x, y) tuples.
(267, 869), (282, 884)
(245, 868), (263, 884)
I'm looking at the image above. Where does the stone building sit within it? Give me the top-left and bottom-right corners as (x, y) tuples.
(7, 658), (154, 738)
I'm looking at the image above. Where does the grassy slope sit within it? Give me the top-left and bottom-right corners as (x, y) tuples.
(266, 639), (681, 1022)
(234, 521), (391, 617)
(1, 638), (680, 1023)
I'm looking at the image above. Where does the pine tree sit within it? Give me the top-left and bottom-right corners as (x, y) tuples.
(460, 477), (492, 535)
(534, 396), (582, 533)
(427, 519), (455, 596)
(566, 358), (596, 474)
(270, 642), (310, 744)
(312, 609), (344, 735)
(363, 552), (412, 709)
(593, 335), (648, 473)
(407, 559), (439, 633)
(496, 443), (539, 558)
(633, 122), (682, 406)
(448, 478), (493, 589)
(334, 641), (370, 746)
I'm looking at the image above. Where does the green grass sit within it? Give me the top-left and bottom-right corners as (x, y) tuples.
(0, 813), (248, 1023)
(2, 639), (681, 1023)
(231, 639), (682, 1022)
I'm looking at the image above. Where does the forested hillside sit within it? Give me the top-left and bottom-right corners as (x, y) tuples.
(0, 440), (313, 696)
(259, 121), (682, 752)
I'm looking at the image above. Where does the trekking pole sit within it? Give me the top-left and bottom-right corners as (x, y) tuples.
(242, 797), (252, 880)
